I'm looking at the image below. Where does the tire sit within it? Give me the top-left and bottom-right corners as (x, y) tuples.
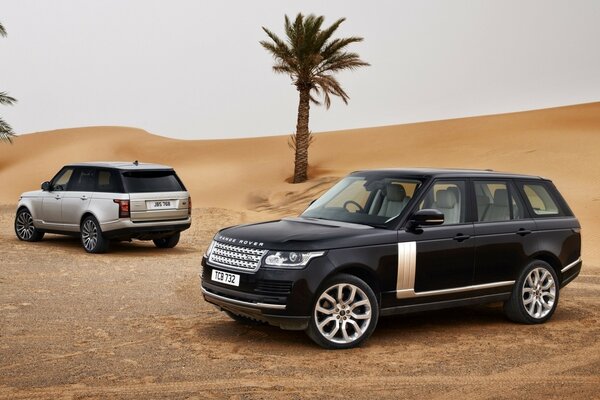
(14, 208), (44, 242)
(80, 216), (109, 254)
(504, 260), (559, 324)
(306, 274), (379, 349)
(153, 232), (180, 249)
(224, 310), (266, 326)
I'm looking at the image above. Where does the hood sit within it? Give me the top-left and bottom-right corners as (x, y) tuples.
(216, 217), (397, 251)
(20, 190), (44, 198)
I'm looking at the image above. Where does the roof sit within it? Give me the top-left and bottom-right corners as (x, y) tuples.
(65, 161), (173, 170)
(350, 168), (544, 180)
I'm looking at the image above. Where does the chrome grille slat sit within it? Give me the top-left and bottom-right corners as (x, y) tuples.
(208, 241), (267, 272)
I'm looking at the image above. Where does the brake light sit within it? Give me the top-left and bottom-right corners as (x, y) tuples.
(188, 197), (192, 216)
(113, 199), (130, 218)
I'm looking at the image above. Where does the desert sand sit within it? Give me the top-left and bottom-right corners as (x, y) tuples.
(1, 103), (599, 398)
(1, 102), (599, 265)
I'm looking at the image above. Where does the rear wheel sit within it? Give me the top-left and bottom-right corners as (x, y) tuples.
(14, 209), (44, 242)
(80, 216), (109, 253)
(153, 232), (180, 249)
(504, 260), (559, 324)
(306, 274), (379, 349)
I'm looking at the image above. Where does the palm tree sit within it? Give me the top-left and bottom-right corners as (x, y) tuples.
(0, 21), (17, 144)
(261, 13), (369, 183)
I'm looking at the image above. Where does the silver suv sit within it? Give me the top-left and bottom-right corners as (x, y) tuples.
(14, 161), (192, 253)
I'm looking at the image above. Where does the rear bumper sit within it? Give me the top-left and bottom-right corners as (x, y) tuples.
(560, 257), (582, 288)
(102, 218), (191, 240)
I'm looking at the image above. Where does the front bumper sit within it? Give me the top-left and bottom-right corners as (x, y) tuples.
(200, 255), (334, 330)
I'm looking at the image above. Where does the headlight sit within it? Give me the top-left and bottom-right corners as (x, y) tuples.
(205, 240), (216, 257)
(263, 251), (325, 268)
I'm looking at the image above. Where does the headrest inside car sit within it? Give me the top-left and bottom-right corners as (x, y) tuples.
(386, 184), (406, 202)
(436, 190), (457, 208)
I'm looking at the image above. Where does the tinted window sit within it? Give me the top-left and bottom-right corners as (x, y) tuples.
(301, 176), (422, 227)
(69, 168), (96, 191)
(121, 170), (185, 193)
(51, 168), (74, 191)
(522, 183), (562, 217)
(474, 181), (526, 222)
(96, 169), (123, 193)
(418, 181), (465, 225)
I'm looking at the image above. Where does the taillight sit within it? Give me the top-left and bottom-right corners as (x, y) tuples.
(113, 199), (130, 218)
(188, 196), (192, 216)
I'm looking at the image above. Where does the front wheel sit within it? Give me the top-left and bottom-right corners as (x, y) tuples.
(306, 274), (379, 349)
(14, 209), (44, 242)
(504, 260), (559, 324)
(80, 216), (109, 253)
(153, 232), (180, 249)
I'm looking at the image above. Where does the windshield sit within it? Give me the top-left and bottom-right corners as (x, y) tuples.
(121, 170), (185, 193)
(301, 176), (422, 227)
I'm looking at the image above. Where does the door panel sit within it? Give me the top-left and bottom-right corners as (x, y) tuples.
(41, 192), (63, 223)
(412, 224), (475, 292)
(407, 179), (474, 293)
(61, 167), (96, 228)
(40, 167), (74, 225)
(473, 220), (537, 284)
(472, 180), (539, 284)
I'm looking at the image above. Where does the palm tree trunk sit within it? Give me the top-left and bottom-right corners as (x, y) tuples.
(293, 89), (310, 183)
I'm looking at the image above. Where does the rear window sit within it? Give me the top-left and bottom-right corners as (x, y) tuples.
(521, 183), (563, 217)
(121, 170), (185, 193)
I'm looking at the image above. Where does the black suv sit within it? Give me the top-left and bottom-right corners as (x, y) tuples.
(201, 169), (582, 349)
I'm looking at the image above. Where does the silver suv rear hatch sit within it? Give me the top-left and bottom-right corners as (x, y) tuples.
(122, 169), (190, 222)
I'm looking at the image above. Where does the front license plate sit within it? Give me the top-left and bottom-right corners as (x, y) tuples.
(147, 200), (174, 209)
(211, 269), (240, 287)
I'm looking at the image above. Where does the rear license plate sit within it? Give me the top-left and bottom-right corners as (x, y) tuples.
(147, 200), (174, 209)
(211, 269), (240, 287)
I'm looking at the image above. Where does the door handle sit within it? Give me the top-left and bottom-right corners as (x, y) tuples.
(516, 228), (532, 236)
(453, 233), (471, 242)
(54, 196), (61, 200)
(80, 196), (88, 200)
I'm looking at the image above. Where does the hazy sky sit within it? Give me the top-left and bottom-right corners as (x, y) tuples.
(1, 1), (599, 139)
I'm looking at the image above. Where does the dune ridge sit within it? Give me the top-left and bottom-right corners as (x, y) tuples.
(0, 102), (599, 265)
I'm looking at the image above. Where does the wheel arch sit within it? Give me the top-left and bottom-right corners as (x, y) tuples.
(80, 211), (99, 227)
(530, 251), (562, 278)
(329, 264), (381, 305)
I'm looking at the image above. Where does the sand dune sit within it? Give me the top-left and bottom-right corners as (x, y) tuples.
(1, 102), (599, 265)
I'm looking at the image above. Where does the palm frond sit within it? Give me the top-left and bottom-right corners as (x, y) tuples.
(0, 22), (6, 37)
(288, 130), (316, 152)
(0, 117), (15, 144)
(0, 91), (17, 106)
(261, 12), (368, 108)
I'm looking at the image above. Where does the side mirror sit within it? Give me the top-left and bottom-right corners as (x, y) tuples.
(41, 181), (51, 191)
(407, 209), (444, 230)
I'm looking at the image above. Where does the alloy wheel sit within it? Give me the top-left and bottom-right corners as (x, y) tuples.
(81, 219), (99, 251)
(522, 267), (556, 319)
(16, 211), (35, 240)
(314, 283), (372, 344)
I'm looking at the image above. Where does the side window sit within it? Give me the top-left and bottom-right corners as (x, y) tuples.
(419, 181), (465, 225)
(474, 181), (525, 222)
(521, 183), (562, 217)
(51, 168), (74, 191)
(68, 168), (96, 191)
(96, 169), (122, 193)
